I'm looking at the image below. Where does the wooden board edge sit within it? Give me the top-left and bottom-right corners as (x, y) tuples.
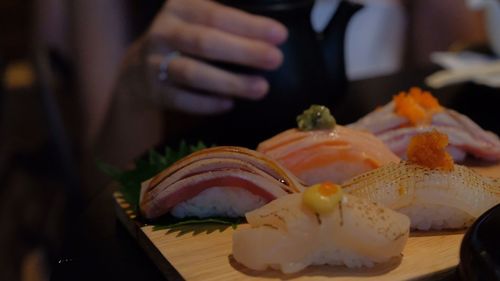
(113, 191), (140, 239)
(113, 190), (185, 281)
(406, 266), (458, 281)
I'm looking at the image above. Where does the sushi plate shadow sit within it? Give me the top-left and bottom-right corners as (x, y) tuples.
(410, 229), (466, 238)
(228, 254), (403, 280)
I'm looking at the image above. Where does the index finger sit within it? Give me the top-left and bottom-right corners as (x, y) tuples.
(167, 0), (288, 45)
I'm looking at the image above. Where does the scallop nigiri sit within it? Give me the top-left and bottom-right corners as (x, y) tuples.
(342, 131), (500, 230)
(139, 146), (304, 220)
(232, 183), (410, 274)
(348, 87), (500, 162)
(257, 105), (400, 185)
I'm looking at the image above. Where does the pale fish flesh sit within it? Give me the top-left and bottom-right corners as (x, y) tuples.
(348, 102), (500, 162)
(232, 193), (410, 274)
(342, 162), (500, 230)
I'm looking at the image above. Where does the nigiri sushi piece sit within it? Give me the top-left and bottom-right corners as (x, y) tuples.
(232, 183), (410, 274)
(342, 131), (500, 230)
(348, 87), (500, 162)
(257, 125), (400, 185)
(139, 146), (305, 220)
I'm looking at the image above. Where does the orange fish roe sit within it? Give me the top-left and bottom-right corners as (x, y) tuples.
(407, 130), (454, 171)
(393, 87), (442, 125)
(408, 87), (440, 109)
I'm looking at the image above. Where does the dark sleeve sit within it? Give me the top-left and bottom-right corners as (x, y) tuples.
(128, 0), (165, 39)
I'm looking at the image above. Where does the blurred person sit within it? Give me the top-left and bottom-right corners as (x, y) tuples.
(99, 0), (488, 168)
(89, 0), (406, 168)
(36, 0), (487, 168)
(406, 0), (488, 67)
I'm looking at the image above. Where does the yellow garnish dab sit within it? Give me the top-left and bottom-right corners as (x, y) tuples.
(394, 87), (442, 125)
(407, 130), (454, 171)
(303, 182), (343, 214)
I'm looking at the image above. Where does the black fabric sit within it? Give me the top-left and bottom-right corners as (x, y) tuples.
(128, 0), (165, 39)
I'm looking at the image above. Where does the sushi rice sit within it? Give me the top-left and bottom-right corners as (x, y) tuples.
(400, 203), (474, 231)
(171, 186), (267, 218)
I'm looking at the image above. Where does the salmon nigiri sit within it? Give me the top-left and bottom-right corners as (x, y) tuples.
(257, 105), (400, 185)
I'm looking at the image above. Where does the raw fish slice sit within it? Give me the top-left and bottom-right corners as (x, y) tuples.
(342, 162), (500, 230)
(257, 126), (400, 185)
(148, 146), (303, 192)
(233, 193), (410, 274)
(435, 110), (500, 159)
(347, 102), (407, 135)
(140, 146), (305, 219)
(434, 110), (500, 146)
(377, 125), (500, 161)
(348, 91), (500, 162)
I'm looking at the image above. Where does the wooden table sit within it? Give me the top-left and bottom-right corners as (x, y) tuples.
(49, 67), (500, 281)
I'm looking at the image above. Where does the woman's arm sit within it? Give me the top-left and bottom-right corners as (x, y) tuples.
(92, 0), (289, 167)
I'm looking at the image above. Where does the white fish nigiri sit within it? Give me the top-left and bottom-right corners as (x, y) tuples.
(342, 162), (500, 230)
(232, 184), (410, 274)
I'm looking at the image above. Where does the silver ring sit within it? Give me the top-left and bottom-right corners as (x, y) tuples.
(158, 51), (180, 82)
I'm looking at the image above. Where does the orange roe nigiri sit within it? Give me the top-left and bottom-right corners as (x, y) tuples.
(394, 87), (442, 125)
(407, 130), (454, 171)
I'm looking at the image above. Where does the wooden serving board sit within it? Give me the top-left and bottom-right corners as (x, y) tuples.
(114, 163), (500, 281)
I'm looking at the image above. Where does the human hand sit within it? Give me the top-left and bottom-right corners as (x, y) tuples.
(123, 0), (288, 115)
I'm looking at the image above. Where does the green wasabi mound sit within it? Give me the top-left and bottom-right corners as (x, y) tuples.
(296, 105), (336, 131)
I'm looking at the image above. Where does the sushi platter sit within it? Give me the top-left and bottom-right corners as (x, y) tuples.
(114, 161), (500, 281)
(112, 93), (500, 280)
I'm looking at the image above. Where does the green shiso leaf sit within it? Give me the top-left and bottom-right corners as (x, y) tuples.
(151, 216), (245, 231)
(98, 141), (245, 230)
